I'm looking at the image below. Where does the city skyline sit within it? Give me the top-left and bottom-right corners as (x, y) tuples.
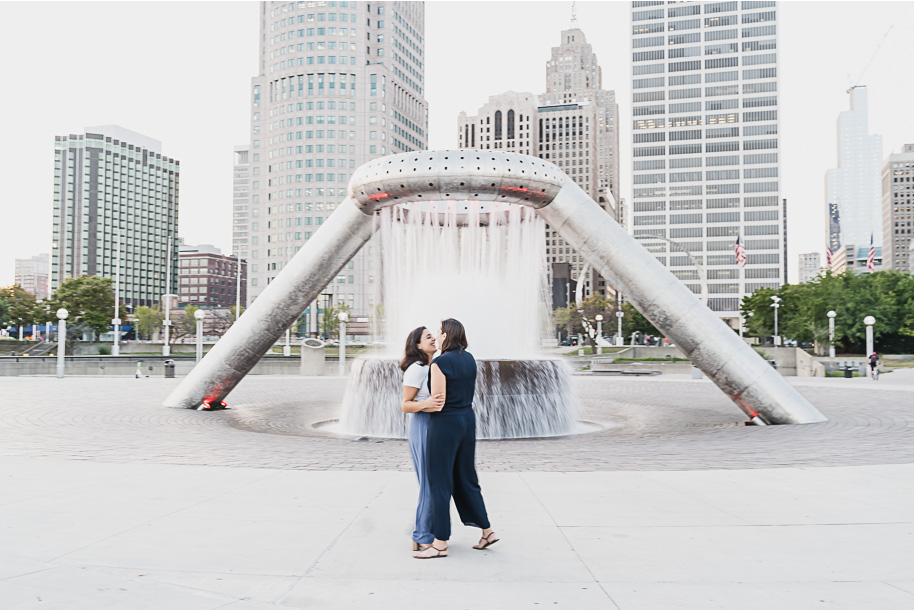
(2, 1), (914, 289)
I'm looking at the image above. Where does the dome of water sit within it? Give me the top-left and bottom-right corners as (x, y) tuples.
(338, 201), (582, 439)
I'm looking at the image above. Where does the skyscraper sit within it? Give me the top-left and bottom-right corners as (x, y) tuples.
(881, 143), (914, 271)
(542, 27), (621, 218)
(14, 253), (49, 300)
(629, 0), (783, 328)
(247, 1), (428, 336)
(826, 86), (883, 258)
(456, 26), (620, 307)
(51, 125), (179, 307)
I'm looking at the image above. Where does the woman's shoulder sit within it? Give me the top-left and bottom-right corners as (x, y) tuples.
(405, 361), (428, 374)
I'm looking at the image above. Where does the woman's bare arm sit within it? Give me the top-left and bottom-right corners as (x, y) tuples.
(428, 363), (446, 412)
(402, 385), (444, 413)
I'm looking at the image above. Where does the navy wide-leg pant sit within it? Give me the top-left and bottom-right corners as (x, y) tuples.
(426, 409), (490, 541)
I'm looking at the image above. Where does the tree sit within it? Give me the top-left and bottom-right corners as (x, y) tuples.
(0, 286), (41, 330)
(46, 276), (116, 338)
(552, 306), (577, 339)
(134, 306), (164, 340)
(321, 303), (351, 339)
(619, 301), (661, 341)
(170, 304), (200, 343)
(740, 270), (914, 354)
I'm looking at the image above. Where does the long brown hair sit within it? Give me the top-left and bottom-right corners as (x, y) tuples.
(439, 318), (468, 353)
(399, 326), (430, 371)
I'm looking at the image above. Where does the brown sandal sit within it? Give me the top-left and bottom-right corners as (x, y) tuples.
(473, 532), (499, 550)
(413, 544), (448, 559)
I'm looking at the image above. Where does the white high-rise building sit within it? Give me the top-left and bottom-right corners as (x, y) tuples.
(14, 253), (49, 300)
(630, 0), (783, 327)
(247, 1), (427, 336)
(826, 86), (883, 258)
(798, 252), (820, 284)
(51, 126), (179, 307)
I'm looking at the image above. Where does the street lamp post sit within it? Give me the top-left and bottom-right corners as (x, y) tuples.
(163, 236), (173, 357)
(827, 310), (837, 359)
(616, 311), (624, 346)
(338, 311), (348, 377)
(56, 308), (68, 378)
(113, 232), (121, 356)
(864, 315), (876, 358)
(770, 296), (781, 368)
(194, 309), (206, 363)
(595, 314), (603, 355)
(284, 327), (292, 357)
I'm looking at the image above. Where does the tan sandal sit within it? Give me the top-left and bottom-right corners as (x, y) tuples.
(411, 540), (431, 552)
(473, 532), (499, 550)
(413, 544), (448, 559)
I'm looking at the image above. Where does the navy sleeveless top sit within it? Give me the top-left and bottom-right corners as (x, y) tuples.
(430, 348), (477, 412)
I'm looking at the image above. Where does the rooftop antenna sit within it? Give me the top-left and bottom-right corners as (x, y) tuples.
(570, 1), (577, 27)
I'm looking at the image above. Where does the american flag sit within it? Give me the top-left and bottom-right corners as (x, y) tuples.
(734, 235), (747, 268)
(825, 243), (832, 268)
(867, 233), (875, 271)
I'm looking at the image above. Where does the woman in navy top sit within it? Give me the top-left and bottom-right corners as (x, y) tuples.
(413, 318), (498, 559)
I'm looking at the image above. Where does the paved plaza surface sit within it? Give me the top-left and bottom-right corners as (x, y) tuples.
(0, 370), (912, 608)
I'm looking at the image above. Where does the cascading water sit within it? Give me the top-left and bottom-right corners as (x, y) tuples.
(338, 201), (581, 439)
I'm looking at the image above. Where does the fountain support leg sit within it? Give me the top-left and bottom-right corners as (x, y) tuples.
(162, 198), (373, 409)
(539, 180), (825, 425)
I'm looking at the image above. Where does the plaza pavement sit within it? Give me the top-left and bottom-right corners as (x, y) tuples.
(0, 369), (912, 609)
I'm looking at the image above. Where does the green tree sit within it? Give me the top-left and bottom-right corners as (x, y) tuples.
(0, 286), (41, 330)
(740, 270), (914, 354)
(171, 304), (200, 343)
(321, 303), (351, 339)
(619, 301), (661, 341)
(46, 276), (116, 338)
(134, 306), (164, 340)
(551, 306), (577, 339)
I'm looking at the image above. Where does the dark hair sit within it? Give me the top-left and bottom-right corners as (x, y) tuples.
(439, 318), (468, 353)
(400, 327), (430, 372)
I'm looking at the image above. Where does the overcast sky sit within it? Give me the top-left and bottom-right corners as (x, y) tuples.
(2, 1), (914, 287)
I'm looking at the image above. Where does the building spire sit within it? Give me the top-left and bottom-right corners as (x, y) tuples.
(570, 1), (577, 27)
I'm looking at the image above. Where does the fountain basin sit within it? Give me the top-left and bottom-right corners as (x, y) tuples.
(339, 357), (580, 440)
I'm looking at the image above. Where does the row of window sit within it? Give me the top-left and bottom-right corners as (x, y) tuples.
(634, 37), (775, 63)
(635, 103), (776, 117)
(634, 139), (778, 158)
(635, 167), (779, 183)
(634, 210), (780, 224)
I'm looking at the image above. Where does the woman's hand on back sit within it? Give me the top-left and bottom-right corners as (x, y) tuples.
(423, 393), (444, 412)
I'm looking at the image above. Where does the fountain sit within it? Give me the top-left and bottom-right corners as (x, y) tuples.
(338, 201), (581, 439)
(164, 150), (825, 427)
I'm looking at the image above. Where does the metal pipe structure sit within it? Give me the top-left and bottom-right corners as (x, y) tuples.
(164, 150), (826, 424)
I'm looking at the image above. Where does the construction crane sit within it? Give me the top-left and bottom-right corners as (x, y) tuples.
(848, 26), (893, 89)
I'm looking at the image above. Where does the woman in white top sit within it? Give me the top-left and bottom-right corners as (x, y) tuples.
(400, 326), (444, 551)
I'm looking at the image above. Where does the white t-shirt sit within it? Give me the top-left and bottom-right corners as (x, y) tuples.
(403, 361), (430, 402)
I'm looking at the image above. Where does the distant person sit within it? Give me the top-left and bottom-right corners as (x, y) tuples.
(400, 327), (444, 552)
(869, 351), (880, 381)
(414, 318), (498, 559)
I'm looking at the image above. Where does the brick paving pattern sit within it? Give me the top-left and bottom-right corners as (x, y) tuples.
(0, 374), (910, 471)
